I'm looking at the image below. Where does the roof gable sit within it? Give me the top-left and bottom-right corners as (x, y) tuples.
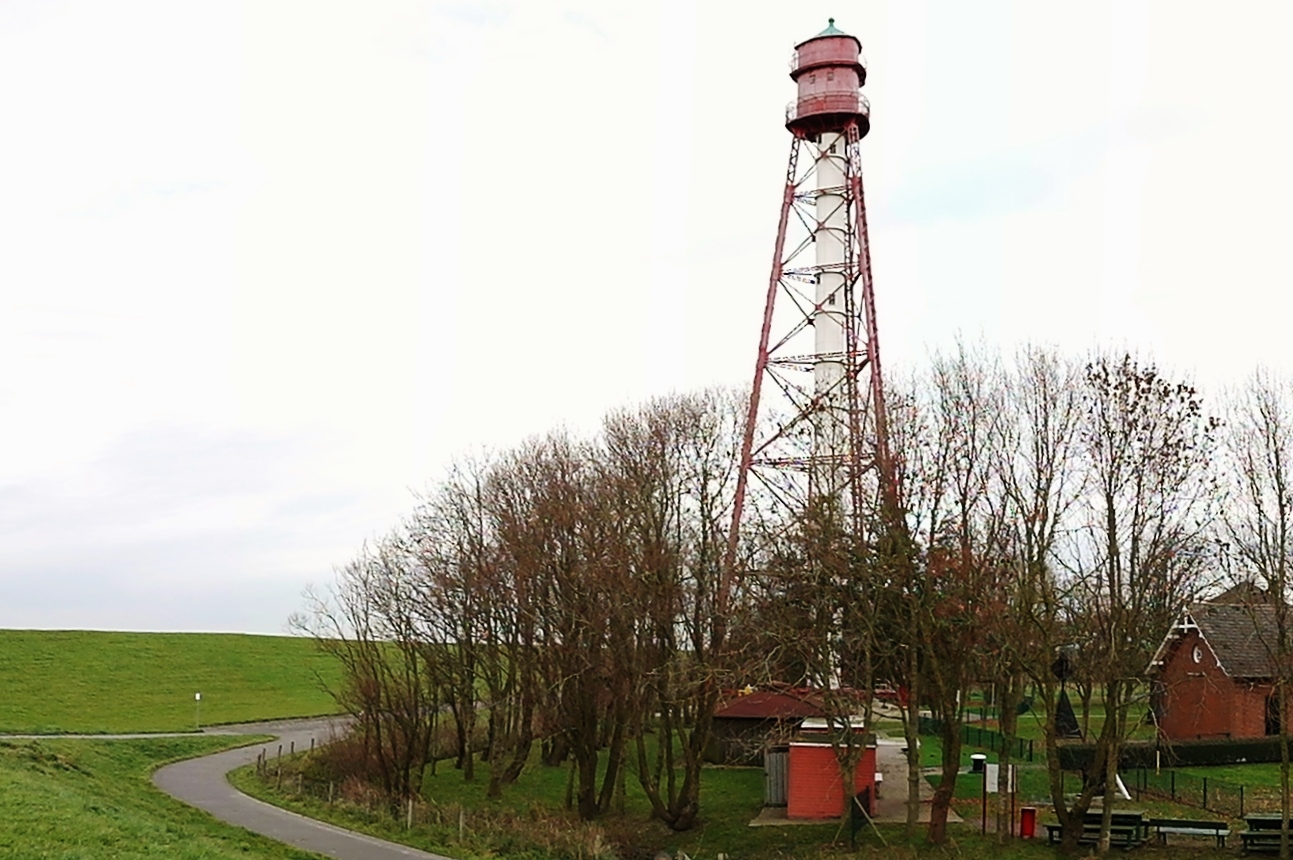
(1190, 602), (1284, 679)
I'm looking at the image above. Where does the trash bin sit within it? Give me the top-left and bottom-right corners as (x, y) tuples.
(970, 753), (987, 774)
(1020, 806), (1037, 838)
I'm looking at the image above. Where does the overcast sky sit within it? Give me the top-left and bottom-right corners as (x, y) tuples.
(2, 1), (1290, 633)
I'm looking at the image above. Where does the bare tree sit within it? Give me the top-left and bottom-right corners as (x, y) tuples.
(409, 467), (485, 783)
(600, 388), (743, 830)
(910, 344), (1011, 844)
(1224, 369), (1293, 858)
(1068, 354), (1218, 855)
(293, 537), (439, 804)
(409, 452), (546, 797)
(996, 346), (1085, 842)
(870, 374), (929, 835)
(503, 431), (634, 821)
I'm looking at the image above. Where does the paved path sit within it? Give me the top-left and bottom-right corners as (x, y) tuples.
(147, 717), (456, 860)
(872, 737), (962, 823)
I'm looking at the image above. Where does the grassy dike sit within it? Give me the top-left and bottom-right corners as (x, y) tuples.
(0, 735), (323, 859)
(0, 630), (342, 733)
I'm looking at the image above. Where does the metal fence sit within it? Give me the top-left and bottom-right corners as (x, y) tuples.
(1130, 767), (1285, 818)
(917, 716), (1035, 762)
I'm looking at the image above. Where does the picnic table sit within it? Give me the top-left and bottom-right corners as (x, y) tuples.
(1240, 815), (1293, 854)
(1043, 810), (1150, 849)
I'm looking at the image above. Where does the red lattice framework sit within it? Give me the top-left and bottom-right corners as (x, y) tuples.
(720, 117), (895, 606)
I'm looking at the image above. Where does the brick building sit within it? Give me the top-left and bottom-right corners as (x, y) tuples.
(1149, 600), (1290, 741)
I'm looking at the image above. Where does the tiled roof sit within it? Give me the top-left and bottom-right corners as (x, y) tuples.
(714, 690), (826, 720)
(1210, 582), (1274, 605)
(1191, 602), (1283, 679)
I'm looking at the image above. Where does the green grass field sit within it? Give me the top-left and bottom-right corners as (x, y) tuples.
(0, 633), (1271, 860)
(235, 745), (1252, 860)
(0, 630), (343, 733)
(0, 735), (324, 859)
(1176, 760), (1293, 791)
(232, 752), (1061, 860)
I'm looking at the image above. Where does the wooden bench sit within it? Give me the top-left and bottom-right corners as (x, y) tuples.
(1043, 822), (1146, 849)
(1149, 817), (1229, 848)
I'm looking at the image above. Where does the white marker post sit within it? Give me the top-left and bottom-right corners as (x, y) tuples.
(195, 692), (202, 731)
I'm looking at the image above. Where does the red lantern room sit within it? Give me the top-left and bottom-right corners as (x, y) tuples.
(785, 18), (870, 139)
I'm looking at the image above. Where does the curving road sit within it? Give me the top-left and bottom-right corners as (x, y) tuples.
(151, 717), (455, 860)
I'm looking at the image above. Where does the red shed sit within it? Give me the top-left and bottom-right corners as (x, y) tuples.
(787, 718), (877, 819)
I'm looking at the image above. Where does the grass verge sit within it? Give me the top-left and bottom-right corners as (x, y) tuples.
(231, 745), (1117, 860)
(0, 734), (325, 859)
(0, 630), (342, 733)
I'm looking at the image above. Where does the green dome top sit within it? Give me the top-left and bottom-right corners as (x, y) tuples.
(817, 17), (847, 36)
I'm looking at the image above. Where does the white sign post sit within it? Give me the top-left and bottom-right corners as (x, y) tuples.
(195, 692), (202, 731)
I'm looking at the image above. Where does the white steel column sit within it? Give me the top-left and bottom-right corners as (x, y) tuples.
(813, 132), (849, 496)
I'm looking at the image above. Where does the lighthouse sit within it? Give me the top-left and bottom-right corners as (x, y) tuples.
(722, 19), (893, 599)
(788, 19), (871, 490)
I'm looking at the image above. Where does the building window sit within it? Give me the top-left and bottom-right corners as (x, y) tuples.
(827, 69), (835, 81)
(826, 293), (836, 306)
(1267, 694), (1282, 736)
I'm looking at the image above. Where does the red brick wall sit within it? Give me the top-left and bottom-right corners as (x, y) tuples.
(1234, 681), (1273, 738)
(787, 742), (876, 819)
(1158, 629), (1239, 740)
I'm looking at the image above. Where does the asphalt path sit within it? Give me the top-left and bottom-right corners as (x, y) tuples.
(9, 716), (457, 860)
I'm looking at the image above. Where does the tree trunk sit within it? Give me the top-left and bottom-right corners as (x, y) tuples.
(927, 714), (960, 844)
(1040, 679), (1099, 854)
(995, 676), (1021, 842)
(576, 747), (598, 819)
(1280, 679), (1289, 860)
(1098, 732), (1117, 856)
(901, 673), (923, 836)
(596, 720), (626, 815)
